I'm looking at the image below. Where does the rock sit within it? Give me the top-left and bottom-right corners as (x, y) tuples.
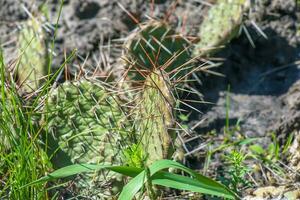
(243, 185), (300, 200)
(283, 80), (300, 110)
(274, 80), (300, 137)
(289, 131), (300, 180)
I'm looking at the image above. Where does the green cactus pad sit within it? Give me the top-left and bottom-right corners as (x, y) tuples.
(44, 79), (126, 196)
(17, 18), (47, 93)
(134, 70), (177, 166)
(125, 21), (191, 81)
(194, 0), (248, 56)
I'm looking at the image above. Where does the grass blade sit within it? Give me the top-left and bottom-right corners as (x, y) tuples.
(24, 164), (142, 187)
(152, 171), (235, 199)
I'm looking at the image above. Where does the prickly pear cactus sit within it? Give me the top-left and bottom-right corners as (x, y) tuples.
(134, 70), (177, 166)
(44, 79), (126, 197)
(194, 0), (248, 56)
(17, 18), (47, 93)
(125, 21), (191, 81)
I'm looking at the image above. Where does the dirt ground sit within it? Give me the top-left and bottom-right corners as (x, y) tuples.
(1, 0), (300, 199)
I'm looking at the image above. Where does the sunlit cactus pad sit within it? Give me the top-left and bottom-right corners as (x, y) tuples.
(134, 70), (176, 166)
(194, 0), (248, 56)
(125, 21), (191, 81)
(17, 18), (47, 93)
(44, 79), (125, 195)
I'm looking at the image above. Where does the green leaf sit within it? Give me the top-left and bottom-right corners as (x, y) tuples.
(23, 164), (142, 187)
(179, 114), (189, 122)
(236, 138), (258, 146)
(152, 172), (234, 199)
(118, 167), (147, 200)
(118, 160), (236, 200)
(283, 133), (294, 154)
(25, 160), (235, 200)
(249, 144), (265, 155)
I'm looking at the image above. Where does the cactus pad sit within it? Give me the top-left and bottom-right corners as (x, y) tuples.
(134, 70), (177, 166)
(17, 18), (47, 93)
(194, 0), (248, 56)
(44, 79), (126, 196)
(125, 21), (191, 81)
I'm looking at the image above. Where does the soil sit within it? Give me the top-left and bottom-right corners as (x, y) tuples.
(0, 0), (300, 199)
(191, 0), (300, 139)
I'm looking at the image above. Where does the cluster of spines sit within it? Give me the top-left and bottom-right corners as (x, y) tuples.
(122, 0), (250, 165)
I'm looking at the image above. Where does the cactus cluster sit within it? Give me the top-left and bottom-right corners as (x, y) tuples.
(1, 0), (249, 196)
(17, 18), (47, 93)
(42, 20), (192, 194)
(42, 0), (249, 189)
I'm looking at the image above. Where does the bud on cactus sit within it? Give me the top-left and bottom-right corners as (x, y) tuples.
(194, 0), (248, 56)
(17, 18), (47, 93)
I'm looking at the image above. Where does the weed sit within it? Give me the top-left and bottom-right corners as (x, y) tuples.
(248, 132), (294, 180)
(222, 150), (252, 194)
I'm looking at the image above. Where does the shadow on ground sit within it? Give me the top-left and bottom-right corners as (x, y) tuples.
(186, 27), (300, 138)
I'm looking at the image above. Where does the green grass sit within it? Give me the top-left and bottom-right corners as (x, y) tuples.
(0, 45), (78, 198)
(0, 1), (74, 195)
(0, 50), (52, 199)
